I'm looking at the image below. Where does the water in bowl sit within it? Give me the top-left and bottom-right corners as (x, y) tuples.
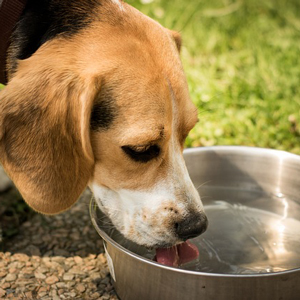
(181, 188), (300, 274)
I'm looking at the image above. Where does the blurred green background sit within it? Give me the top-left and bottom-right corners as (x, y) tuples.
(1, 0), (300, 153)
(128, 0), (300, 154)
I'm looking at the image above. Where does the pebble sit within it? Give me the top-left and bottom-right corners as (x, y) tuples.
(91, 292), (101, 299)
(24, 291), (33, 299)
(36, 267), (48, 274)
(22, 267), (35, 274)
(90, 272), (102, 281)
(76, 283), (86, 293)
(65, 292), (76, 298)
(11, 253), (29, 262)
(8, 267), (17, 274)
(56, 282), (66, 289)
(26, 245), (41, 256)
(38, 287), (48, 293)
(58, 289), (65, 295)
(38, 292), (47, 298)
(5, 274), (17, 282)
(2, 283), (11, 289)
(67, 281), (76, 288)
(0, 271), (7, 278)
(35, 272), (46, 279)
(74, 256), (83, 264)
(63, 273), (74, 281)
(0, 189), (118, 299)
(51, 289), (58, 297)
(51, 256), (65, 263)
(68, 266), (85, 275)
(46, 275), (59, 285)
(53, 249), (70, 257)
(0, 288), (6, 297)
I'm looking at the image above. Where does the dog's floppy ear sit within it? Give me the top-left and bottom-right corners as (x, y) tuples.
(0, 61), (96, 214)
(168, 30), (182, 52)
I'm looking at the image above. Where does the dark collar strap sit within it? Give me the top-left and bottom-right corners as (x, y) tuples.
(0, 0), (28, 84)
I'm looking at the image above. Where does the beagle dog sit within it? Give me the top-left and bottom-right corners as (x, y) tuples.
(0, 0), (208, 248)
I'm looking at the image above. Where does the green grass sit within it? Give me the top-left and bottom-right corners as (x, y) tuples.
(1, 0), (300, 154)
(129, 0), (300, 154)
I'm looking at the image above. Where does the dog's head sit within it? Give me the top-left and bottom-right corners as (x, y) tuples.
(0, 1), (207, 247)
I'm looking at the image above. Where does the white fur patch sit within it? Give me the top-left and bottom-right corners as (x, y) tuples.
(91, 181), (179, 246)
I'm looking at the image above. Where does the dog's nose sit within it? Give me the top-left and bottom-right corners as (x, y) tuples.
(175, 213), (208, 241)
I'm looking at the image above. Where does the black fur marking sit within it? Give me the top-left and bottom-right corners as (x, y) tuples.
(90, 88), (117, 131)
(9, 0), (101, 74)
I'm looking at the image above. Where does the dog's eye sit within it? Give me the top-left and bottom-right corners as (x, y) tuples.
(121, 145), (160, 163)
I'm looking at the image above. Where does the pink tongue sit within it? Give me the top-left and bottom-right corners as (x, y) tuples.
(155, 240), (199, 267)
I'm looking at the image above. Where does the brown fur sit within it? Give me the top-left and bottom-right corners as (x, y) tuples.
(0, 42), (96, 213)
(0, 1), (198, 215)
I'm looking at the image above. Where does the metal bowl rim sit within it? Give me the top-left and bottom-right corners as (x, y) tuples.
(183, 145), (300, 161)
(90, 146), (300, 278)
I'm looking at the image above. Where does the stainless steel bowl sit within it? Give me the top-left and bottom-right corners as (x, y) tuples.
(90, 146), (300, 300)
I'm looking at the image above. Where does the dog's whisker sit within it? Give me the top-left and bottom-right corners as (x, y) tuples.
(196, 180), (212, 191)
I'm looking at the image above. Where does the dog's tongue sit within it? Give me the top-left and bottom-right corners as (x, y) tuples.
(155, 240), (199, 267)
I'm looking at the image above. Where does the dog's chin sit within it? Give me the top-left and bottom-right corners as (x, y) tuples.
(149, 241), (178, 249)
(123, 233), (179, 249)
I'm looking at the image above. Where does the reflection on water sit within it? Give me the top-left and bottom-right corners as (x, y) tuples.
(182, 190), (300, 274)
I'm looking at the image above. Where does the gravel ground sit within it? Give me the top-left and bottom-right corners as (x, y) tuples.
(0, 188), (119, 300)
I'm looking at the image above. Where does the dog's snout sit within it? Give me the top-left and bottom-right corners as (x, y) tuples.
(175, 213), (208, 241)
